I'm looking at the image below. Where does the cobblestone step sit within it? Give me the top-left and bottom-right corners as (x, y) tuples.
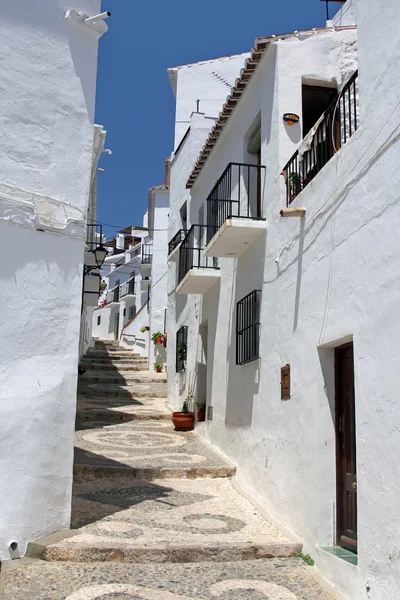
(26, 478), (300, 565)
(80, 362), (149, 371)
(1, 557), (336, 599)
(79, 372), (167, 384)
(79, 383), (168, 399)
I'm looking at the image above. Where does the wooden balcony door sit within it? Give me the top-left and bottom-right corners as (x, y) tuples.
(335, 342), (357, 553)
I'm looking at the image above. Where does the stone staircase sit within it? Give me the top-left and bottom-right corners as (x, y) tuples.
(0, 339), (336, 599)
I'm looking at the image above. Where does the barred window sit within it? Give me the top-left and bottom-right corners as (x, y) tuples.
(236, 290), (261, 365)
(128, 306), (136, 320)
(176, 326), (188, 373)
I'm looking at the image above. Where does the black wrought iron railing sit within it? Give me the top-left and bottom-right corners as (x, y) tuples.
(115, 257), (125, 267)
(282, 71), (359, 206)
(86, 223), (103, 251)
(120, 277), (135, 297)
(141, 244), (153, 264)
(168, 229), (187, 255)
(107, 285), (120, 304)
(178, 225), (219, 284)
(206, 162), (266, 244)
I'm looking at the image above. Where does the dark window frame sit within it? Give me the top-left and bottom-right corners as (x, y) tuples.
(176, 326), (188, 373)
(236, 290), (261, 365)
(97, 315), (101, 326)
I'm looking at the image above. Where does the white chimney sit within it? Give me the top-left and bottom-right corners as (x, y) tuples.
(116, 233), (125, 250)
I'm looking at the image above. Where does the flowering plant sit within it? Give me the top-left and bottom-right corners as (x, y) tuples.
(99, 299), (107, 308)
(151, 332), (167, 347)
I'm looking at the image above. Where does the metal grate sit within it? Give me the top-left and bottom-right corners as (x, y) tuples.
(282, 70), (359, 206)
(86, 223), (103, 251)
(236, 290), (261, 365)
(176, 326), (188, 373)
(206, 163), (266, 244)
(178, 225), (219, 284)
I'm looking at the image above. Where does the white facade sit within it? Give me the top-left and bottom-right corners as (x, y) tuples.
(0, 0), (103, 560)
(93, 185), (170, 367)
(167, 2), (400, 598)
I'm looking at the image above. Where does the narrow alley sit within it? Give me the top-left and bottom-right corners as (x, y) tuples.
(2, 341), (337, 599)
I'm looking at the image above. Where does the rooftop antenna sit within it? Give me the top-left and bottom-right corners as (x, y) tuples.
(196, 99), (200, 112)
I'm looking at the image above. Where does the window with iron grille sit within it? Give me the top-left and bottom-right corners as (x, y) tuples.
(176, 326), (188, 373)
(128, 306), (136, 320)
(236, 290), (261, 365)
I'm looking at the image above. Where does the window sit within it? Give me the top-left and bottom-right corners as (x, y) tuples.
(176, 326), (188, 372)
(236, 290), (261, 365)
(302, 84), (337, 137)
(128, 306), (136, 320)
(97, 315), (101, 326)
(123, 308), (126, 317)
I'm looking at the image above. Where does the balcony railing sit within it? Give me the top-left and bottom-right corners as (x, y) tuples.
(86, 223), (103, 251)
(106, 285), (120, 304)
(178, 225), (219, 284)
(206, 162), (266, 244)
(168, 229), (187, 255)
(282, 71), (359, 206)
(130, 244), (141, 260)
(120, 277), (135, 298)
(141, 244), (153, 264)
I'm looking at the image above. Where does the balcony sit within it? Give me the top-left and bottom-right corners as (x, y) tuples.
(168, 229), (187, 262)
(177, 225), (220, 295)
(282, 71), (359, 207)
(106, 285), (120, 304)
(204, 163), (267, 259)
(85, 223), (103, 267)
(140, 244), (153, 275)
(120, 277), (135, 298)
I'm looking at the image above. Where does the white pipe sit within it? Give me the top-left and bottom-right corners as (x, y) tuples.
(85, 11), (111, 26)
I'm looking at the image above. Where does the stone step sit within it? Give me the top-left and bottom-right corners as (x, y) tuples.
(80, 362), (149, 371)
(27, 478), (301, 565)
(79, 383), (168, 399)
(73, 463), (235, 480)
(1, 557), (336, 600)
(85, 352), (145, 360)
(76, 407), (171, 425)
(79, 372), (167, 385)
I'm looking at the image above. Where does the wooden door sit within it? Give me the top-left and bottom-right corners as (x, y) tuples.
(335, 342), (357, 553)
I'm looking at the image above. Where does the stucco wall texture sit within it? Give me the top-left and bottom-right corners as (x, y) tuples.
(0, 0), (101, 560)
(168, 3), (400, 598)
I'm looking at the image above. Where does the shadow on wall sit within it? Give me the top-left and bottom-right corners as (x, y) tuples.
(175, 293), (188, 320)
(225, 234), (266, 428)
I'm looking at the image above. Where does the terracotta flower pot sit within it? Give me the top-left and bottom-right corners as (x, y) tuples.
(197, 410), (205, 422)
(172, 411), (194, 431)
(156, 367), (162, 373)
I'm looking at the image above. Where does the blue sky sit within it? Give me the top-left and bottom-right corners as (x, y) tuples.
(95, 0), (337, 239)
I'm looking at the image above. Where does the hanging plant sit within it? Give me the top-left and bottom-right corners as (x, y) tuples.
(151, 331), (167, 348)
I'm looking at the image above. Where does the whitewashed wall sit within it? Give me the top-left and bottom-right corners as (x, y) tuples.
(169, 53), (248, 149)
(149, 189), (169, 368)
(0, 0), (102, 560)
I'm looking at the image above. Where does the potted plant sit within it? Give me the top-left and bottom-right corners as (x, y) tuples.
(154, 362), (163, 373)
(171, 372), (196, 431)
(197, 401), (206, 422)
(172, 400), (194, 431)
(151, 331), (167, 348)
(140, 326), (150, 333)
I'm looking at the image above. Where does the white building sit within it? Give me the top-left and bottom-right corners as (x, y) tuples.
(92, 166), (170, 367)
(0, 0), (106, 561)
(167, 1), (400, 598)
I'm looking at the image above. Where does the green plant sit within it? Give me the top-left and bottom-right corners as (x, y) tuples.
(154, 362), (163, 369)
(197, 401), (206, 410)
(287, 172), (303, 197)
(181, 400), (189, 414)
(151, 331), (167, 347)
(293, 552), (315, 566)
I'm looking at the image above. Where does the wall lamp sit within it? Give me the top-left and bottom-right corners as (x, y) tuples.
(93, 245), (107, 267)
(283, 113), (300, 126)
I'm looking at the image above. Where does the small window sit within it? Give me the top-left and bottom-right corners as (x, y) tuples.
(123, 308), (126, 317)
(236, 290), (261, 365)
(128, 306), (136, 320)
(176, 326), (188, 372)
(97, 315), (101, 326)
